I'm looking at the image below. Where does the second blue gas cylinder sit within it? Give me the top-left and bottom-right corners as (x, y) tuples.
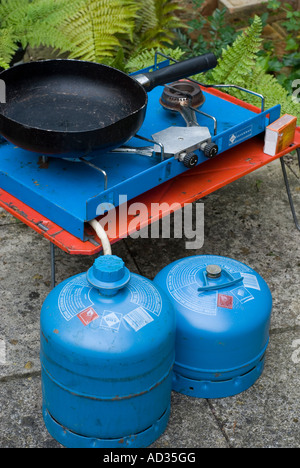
(154, 255), (273, 399)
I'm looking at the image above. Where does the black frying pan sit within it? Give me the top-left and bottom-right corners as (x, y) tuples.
(0, 54), (217, 158)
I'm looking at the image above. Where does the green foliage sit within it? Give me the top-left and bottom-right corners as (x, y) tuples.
(0, 0), (296, 124)
(133, 0), (184, 51)
(0, 0), (74, 67)
(62, 0), (138, 62)
(259, 1), (300, 93)
(61, 0), (184, 65)
(174, 1), (239, 58)
(0, 27), (18, 69)
(22, 0), (74, 50)
(135, 0), (158, 35)
(195, 16), (299, 119)
(126, 46), (185, 73)
(209, 16), (263, 87)
(175, 0), (299, 96)
(246, 64), (300, 118)
(0, 0), (183, 68)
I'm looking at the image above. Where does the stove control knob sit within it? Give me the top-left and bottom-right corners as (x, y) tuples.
(203, 142), (218, 159)
(182, 152), (199, 168)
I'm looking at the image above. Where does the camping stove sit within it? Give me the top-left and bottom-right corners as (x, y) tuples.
(0, 58), (281, 241)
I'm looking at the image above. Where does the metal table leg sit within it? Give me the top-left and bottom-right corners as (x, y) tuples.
(50, 242), (56, 289)
(280, 149), (300, 231)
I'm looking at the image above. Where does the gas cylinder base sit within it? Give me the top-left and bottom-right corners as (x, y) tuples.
(43, 404), (170, 449)
(172, 358), (265, 399)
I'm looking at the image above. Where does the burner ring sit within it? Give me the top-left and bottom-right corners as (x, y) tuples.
(160, 80), (205, 111)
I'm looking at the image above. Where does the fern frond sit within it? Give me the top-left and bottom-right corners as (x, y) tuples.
(247, 64), (300, 118)
(126, 46), (184, 72)
(210, 15), (263, 87)
(134, 0), (158, 34)
(62, 0), (138, 62)
(0, 0), (29, 29)
(0, 27), (19, 68)
(134, 0), (185, 51)
(0, 0), (73, 52)
(194, 15), (300, 119)
(0, 0), (185, 67)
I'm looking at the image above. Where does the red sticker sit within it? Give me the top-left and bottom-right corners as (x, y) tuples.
(218, 294), (233, 309)
(77, 307), (99, 326)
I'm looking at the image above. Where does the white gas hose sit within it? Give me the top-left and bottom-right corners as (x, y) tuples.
(88, 219), (112, 256)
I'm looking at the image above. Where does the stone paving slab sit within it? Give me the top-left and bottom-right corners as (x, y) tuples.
(219, 0), (268, 13)
(209, 330), (300, 448)
(0, 154), (299, 448)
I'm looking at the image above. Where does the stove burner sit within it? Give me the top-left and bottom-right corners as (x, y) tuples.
(159, 79), (218, 160)
(160, 80), (205, 111)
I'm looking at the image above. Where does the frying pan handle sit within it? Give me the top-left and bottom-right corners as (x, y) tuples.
(135, 53), (217, 91)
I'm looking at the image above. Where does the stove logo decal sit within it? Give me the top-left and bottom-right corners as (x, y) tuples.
(229, 134), (237, 145)
(229, 125), (253, 147)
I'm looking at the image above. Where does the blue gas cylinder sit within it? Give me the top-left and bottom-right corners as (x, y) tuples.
(154, 255), (273, 399)
(40, 255), (176, 448)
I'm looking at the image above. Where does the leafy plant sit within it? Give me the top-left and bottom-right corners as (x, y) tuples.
(133, 0), (184, 51)
(174, 1), (239, 59)
(256, 1), (300, 93)
(120, 0), (185, 71)
(126, 46), (185, 73)
(62, 0), (138, 62)
(0, 0), (73, 68)
(209, 15), (263, 88)
(194, 16), (300, 119)
(0, 0), (184, 68)
(62, 0), (184, 67)
(63, 0), (184, 66)
(0, 27), (18, 69)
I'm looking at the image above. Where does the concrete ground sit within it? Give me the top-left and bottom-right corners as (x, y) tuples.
(0, 154), (299, 449)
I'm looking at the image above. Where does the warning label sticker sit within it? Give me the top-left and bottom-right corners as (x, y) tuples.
(100, 311), (122, 331)
(242, 273), (261, 291)
(58, 273), (162, 333)
(58, 276), (94, 321)
(123, 307), (154, 332)
(231, 286), (254, 304)
(77, 307), (99, 326)
(198, 292), (218, 316)
(217, 294), (233, 309)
